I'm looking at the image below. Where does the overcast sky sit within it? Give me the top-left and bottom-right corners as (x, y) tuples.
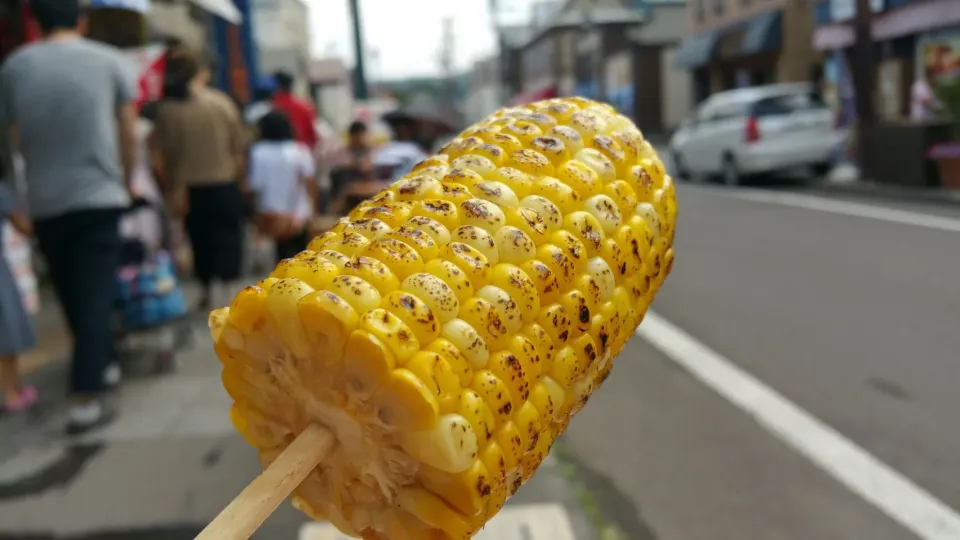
(308, 0), (537, 80)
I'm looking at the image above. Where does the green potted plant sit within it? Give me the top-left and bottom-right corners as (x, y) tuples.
(929, 78), (960, 188)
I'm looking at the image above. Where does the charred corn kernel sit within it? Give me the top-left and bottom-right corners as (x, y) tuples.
(424, 259), (474, 304)
(427, 338), (474, 387)
(563, 211), (605, 255)
(489, 350), (531, 412)
(442, 242), (490, 286)
(457, 389), (496, 446)
(451, 225), (499, 265)
(442, 318), (490, 369)
(319, 249), (352, 270)
(395, 175), (442, 201)
(443, 168), (484, 190)
(361, 238), (424, 280)
(493, 227), (536, 265)
(362, 202), (413, 228)
(531, 176), (581, 214)
(214, 98), (677, 540)
(530, 136), (569, 165)
(384, 227), (439, 261)
(361, 309), (420, 362)
(401, 273), (460, 324)
(451, 155), (498, 177)
(490, 167), (534, 198)
(502, 207), (549, 246)
(476, 285), (523, 334)
(457, 297), (509, 351)
(405, 216), (451, 245)
(329, 275), (382, 314)
(270, 257), (340, 290)
(519, 195), (562, 230)
(414, 199), (461, 231)
(349, 256), (400, 295)
(469, 181), (520, 209)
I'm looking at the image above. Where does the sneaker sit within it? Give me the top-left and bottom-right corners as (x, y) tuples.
(103, 363), (122, 388)
(65, 401), (116, 436)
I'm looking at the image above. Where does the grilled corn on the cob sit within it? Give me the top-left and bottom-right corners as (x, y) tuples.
(210, 97), (677, 539)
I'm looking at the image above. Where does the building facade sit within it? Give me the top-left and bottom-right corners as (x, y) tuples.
(674, 0), (817, 103)
(506, 0), (693, 134)
(250, 0), (311, 97)
(814, 0), (960, 121)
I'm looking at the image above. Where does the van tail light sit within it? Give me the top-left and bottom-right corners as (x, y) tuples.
(745, 116), (761, 143)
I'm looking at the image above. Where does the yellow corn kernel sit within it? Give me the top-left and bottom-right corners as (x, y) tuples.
(371, 369), (439, 430)
(493, 226), (536, 265)
(531, 176), (581, 214)
(343, 330), (396, 399)
(443, 168), (484, 190)
(442, 242), (490, 286)
(404, 216), (451, 245)
(451, 225), (499, 265)
(361, 238), (424, 281)
(451, 154), (498, 178)
(423, 259), (474, 304)
(361, 309), (420, 363)
(457, 389), (496, 446)
(382, 291), (441, 346)
(395, 175), (442, 201)
(469, 180), (520, 209)
(401, 273), (460, 324)
(490, 167), (534, 198)
(476, 285), (523, 334)
(405, 350), (462, 412)
(413, 199), (460, 231)
(416, 459), (491, 518)
(319, 249), (352, 270)
(441, 318), (490, 369)
(502, 207), (550, 246)
(329, 275), (382, 314)
(563, 211), (605, 256)
(349, 256), (401, 296)
(383, 227), (440, 262)
(297, 290), (359, 363)
(519, 194), (562, 231)
(270, 256), (340, 291)
(488, 350), (532, 413)
(530, 136), (569, 165)
(426, 338), (474, 387)
(264, 278), (314, 359)
(361, 202), (413, 228)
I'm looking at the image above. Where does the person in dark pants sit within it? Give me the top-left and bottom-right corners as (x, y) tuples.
(0, 0), (139, 433)
(150, 46), (247, 310)
(249, 111), (316, 263)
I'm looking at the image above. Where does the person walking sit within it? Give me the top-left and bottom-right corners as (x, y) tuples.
(0, 180), (37, 413)
(0, 0), (138, 433)
(249, 111), (316, 262)
(150, 46), (247, 311)
(271, 71), (319, 151)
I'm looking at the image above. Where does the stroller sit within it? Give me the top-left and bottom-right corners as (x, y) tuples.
(114, 198), (189, 375)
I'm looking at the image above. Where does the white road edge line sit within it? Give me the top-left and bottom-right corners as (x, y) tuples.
(636, 311), (960, 540)
(716, 188), (960, 233)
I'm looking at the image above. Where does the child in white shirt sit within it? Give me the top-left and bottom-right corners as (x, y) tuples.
(249, 111), (316, 262)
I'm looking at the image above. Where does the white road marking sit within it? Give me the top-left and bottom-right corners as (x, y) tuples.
(636, 311), (960, 540)
(298, 503), (576, 540)
(715, 188), (960, 233)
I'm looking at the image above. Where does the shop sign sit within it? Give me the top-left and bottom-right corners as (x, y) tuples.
(829, 0), (883, 22)
(87, 0), (151, 14)
(919, 31), (960, 83)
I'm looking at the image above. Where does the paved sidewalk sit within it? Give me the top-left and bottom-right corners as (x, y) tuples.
(0, 317), (598, 540)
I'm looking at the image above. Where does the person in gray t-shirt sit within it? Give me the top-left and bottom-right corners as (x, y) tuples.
(0, 0), (139, 435)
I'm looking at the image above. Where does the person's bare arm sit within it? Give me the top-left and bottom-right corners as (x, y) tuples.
(8, 208), (31, 237)
(117, 103), (138, 198)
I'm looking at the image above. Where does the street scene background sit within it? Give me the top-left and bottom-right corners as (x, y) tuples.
(2, 0), (960, 539)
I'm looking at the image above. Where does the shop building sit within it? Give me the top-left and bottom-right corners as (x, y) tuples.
(814, 0), (960, 120)
(509, 0), (693, 134)
(674, 0), (817, 103)
(250, 0), (312, 98)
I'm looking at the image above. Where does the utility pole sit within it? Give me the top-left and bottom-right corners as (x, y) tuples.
(440, 16), (456, 112)
(347, 0), (369, 100)
(851, 0), (876, 177)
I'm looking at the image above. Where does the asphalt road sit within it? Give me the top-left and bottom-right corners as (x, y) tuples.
(561, 182), (960, 540)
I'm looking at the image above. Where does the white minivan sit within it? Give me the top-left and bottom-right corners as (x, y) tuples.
(669, 83), (845, 185)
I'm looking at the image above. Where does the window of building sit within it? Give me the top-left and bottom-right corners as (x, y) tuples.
(713, 0), (725, 16)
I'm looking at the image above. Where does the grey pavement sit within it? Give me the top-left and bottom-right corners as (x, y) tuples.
(0, 316), (596, 540)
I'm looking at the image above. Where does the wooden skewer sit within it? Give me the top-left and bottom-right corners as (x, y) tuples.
(195, 424), (335, 540)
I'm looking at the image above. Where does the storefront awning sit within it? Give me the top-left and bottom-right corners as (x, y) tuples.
(188, 0), (242, 24)
(717, 10), (782, 59)
(741, 10), (782, 56)
(813, 23), (855, 51)
(674, 30), (719, 69)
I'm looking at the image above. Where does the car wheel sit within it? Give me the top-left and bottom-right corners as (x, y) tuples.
(812, 162), (832, 177)
(722, 154), (742, 186)
(672, 151), (689, 180)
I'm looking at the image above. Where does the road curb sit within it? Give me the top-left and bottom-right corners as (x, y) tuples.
(815, 181), (960, 207)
